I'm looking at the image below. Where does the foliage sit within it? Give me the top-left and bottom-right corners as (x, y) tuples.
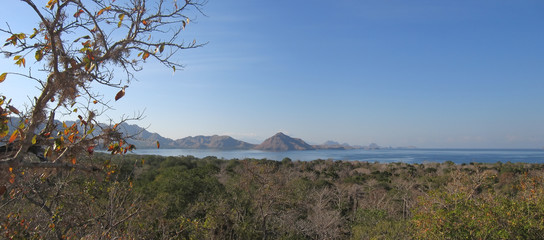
(350, 209), (411, 240)
(0, 154), (140, 239)
(0, 0), (205, 171)
(3, 151), (544, 238)
(0, 1), (205, 236)
(412, 170), (544, 239)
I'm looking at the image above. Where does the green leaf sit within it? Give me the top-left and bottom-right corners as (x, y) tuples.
(159, 43), (165, 53)
(54, 138), (63, 150)
(0, 123), (8, 138)
(35, 50), (43, 61)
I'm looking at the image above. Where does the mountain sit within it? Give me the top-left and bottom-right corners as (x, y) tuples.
(118, 124), (255, 150)
(316, 140), (354, 150)
(118, 123), (177, 148)
(254, 132), (315, 151)
(6, 117), (402, 151)
(175, 135), (256, 150)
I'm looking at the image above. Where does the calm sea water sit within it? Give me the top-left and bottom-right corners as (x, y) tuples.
(131, 148), (544, 164)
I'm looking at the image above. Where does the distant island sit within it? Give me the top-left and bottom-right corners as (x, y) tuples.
(5, 118), (415, 151)
(118, 123), (414, 151)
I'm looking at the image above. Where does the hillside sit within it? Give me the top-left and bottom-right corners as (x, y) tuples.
(254, 132), (315, 151)
(6, 118), (394, 151)
(118, 124), (255, 150)
(174, 135), (256, 150)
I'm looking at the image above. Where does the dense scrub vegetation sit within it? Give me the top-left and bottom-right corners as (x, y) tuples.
(2, 154), (544, 239)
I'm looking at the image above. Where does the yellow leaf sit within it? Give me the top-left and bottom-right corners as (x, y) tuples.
(118, 14), (124, 28)
(63, 122), (67, 128)
(0, 73), (6, 83)
(30, 28), (39, 39)
(97, 6), (111, 16)
(44, 147), (51, 157)
(32, 135), (37, 144)
(46, 0), (57, 10)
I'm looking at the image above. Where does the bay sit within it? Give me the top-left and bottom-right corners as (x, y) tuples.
(131, 148), (544, 164)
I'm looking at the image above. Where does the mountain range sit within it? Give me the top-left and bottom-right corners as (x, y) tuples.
(5, 118), (398, 151)
(119, 123), (392, 151)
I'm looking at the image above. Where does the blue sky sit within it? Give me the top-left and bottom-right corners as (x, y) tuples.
(1, 0), (544, 148)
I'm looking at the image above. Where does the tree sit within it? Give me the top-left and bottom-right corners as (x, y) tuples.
(0, 0), (205, 171)
(0, 1), (205, 237)
(411, 169), (544, 239)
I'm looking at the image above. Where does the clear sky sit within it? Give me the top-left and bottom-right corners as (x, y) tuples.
(1, 0), (544, 148)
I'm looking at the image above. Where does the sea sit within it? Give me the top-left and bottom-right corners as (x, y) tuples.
(130, 148), (544, 164)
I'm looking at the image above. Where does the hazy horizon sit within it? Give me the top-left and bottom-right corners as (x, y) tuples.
(1, 0), (543, 149)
